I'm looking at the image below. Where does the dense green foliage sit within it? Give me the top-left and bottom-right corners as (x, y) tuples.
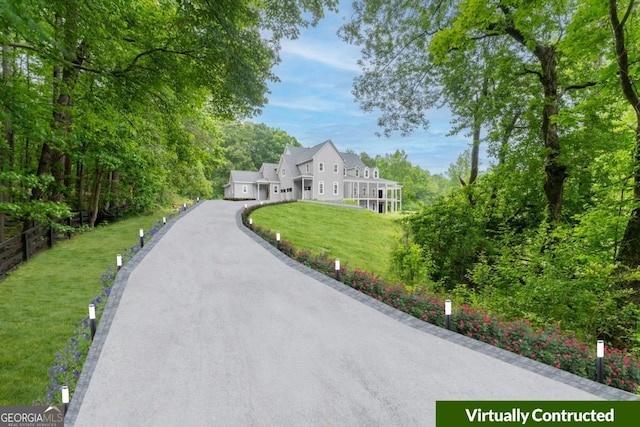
(342, 1), (640, 351)
(0, 0), (336, 238)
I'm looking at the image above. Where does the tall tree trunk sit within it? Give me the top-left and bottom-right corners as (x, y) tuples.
(502, 10), (568, 226)
(469, 118), (481, 185)
(89, 164), (104, 228)
(1, 43), (15, 242)
(535, 45), (567, 224)
(34, 9), (85, 203)
(609, 0), (640, 268)
(75, 158), (84, 214)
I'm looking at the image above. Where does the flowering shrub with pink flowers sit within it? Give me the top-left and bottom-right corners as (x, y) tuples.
(243, 206), (640, 394)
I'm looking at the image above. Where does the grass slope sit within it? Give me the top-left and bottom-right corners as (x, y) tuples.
(0, 211), (170, 405)
(250, 202), (401, 278)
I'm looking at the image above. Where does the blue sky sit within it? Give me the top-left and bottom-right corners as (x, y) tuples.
(253, 3), (473, 175)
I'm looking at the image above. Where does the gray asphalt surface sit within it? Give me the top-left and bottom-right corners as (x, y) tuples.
(68, 201), (634, 427)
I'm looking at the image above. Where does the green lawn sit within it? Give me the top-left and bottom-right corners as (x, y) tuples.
(250, 202), (401, 278)
(0, 210), (172, 405)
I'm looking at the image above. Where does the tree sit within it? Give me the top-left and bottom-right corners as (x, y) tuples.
(0, 0), (337, 232)
(342, 0), (600, 225)
(607, 0), (640, 268)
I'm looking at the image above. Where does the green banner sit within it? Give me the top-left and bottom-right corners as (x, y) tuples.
(436, 401), (640, 427)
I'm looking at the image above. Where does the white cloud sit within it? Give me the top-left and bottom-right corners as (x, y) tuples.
(279, 36), (361, 73)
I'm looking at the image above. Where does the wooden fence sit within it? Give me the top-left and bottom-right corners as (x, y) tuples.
(0, 206), (126, 280)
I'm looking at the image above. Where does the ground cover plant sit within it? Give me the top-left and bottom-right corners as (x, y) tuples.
(0, 209), (175, 405)
(244, 203), (640, 395)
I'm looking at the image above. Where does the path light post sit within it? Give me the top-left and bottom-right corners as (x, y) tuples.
(139, 228), (144, 248)
(276, 232), (281, 250)
(116, 254), (123, 271)
(89, 304), (96, 341)
(244, 203), (248, 210)
(445, 299), (452, 331)
(61, 386), (69, 415)
(335, 258), (341, 281)
(162, 217), (166, 225)
(249, 218), (253, 230)
(597, 340), (605, 383)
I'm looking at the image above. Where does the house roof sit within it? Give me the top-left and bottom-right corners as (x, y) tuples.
(341, 152), (366, 169)
(283, 140), (345, 168)
(229, 170), (263, 183)
(259, 163), (279, 182)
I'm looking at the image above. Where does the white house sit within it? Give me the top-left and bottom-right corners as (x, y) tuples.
(223, 140), (402, 213)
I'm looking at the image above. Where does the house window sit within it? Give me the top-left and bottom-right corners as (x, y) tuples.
(374, 169), (379, 179)
(242, 185), (248, 194)
(333, 163), (339, 173)
(355, 168), (359, 177)
(333, 182), (339, 195)
(306, 164), (309, 173)
(364, 168), (369, 178)
(319, 181), (324, 195)
(318, 162), (324, 172)
(353, 187), (357, 197)
(273, 185), (278, 193)
(343, 167), (346, 176)
(281, 168), (285, 177)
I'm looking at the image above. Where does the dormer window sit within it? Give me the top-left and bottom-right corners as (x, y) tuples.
(343, 167), (346, 176)
(355, 168), (359, 177)
(374, 168), (379, 179)
(364, 167), (370, 178)
(306, 164), (309, 173)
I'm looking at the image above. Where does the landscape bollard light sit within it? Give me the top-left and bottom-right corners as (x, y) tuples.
(249, 218), (253, 230)
(183, 203), (187, 210)
(89, 304), (96, 341)
(244, 203), (248, 210)
(597, 340), (604, 383)
(139, 228), (144, 248)
(276, 232), (281, 250)
(335, 258), (341, 281)
(445, 299), (452, 330)
(116, 254), (123, 271)
(162, 217), (167, 225)
(61, 385), (69, 415)
(196, 197), (200, 203)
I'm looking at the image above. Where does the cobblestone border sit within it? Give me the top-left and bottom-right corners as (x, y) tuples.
(237, 205), (639, 401)
(64, 203), (204, 426)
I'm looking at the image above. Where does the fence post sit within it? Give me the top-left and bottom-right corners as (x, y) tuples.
(21, 231), (29, 262)
(48, 226), (55, 248)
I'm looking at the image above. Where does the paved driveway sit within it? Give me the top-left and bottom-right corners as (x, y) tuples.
(67, 201), (634, 427)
